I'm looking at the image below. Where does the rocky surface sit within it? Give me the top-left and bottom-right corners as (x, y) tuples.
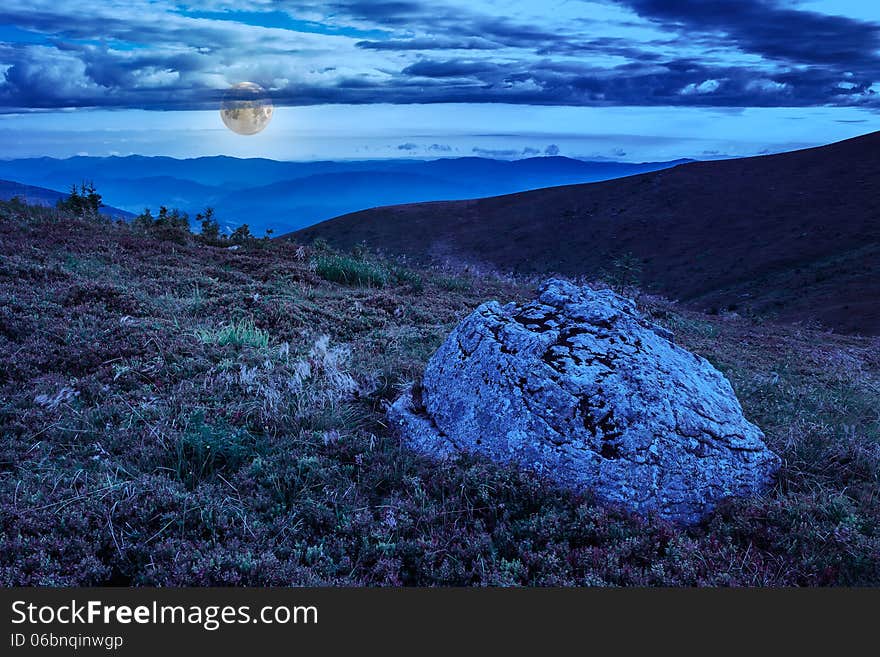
(389, 279), (780, 523)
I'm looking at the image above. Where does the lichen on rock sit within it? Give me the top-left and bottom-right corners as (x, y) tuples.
(389, 279), (780, 524)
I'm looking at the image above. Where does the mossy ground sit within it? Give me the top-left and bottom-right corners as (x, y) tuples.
(1, 200), (878, 585)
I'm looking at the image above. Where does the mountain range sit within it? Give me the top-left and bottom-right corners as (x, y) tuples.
(0, 155), (688, 235)
(293, 132), (880, 335)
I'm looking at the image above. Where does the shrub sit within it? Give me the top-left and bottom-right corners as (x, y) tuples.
(5, 195), (27, 213)
(314, 255), (388, 287)
(601, 252), (643, 289)
(172, 412), (260, 488)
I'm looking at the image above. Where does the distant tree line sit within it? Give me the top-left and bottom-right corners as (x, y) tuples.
(55, 181), (272, 246)
(133, 205), (271, 245)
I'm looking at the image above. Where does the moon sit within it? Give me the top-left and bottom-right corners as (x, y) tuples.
(220, 82), (274, 135)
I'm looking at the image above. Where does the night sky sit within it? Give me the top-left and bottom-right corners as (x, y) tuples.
(1, 0), (879, 160)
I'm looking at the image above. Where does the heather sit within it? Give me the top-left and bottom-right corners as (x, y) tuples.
(1, 199), (879, 586)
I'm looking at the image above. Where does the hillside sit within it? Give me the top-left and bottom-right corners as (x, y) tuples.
(294, 133), (880, 335)
(1, 199), (879, 586)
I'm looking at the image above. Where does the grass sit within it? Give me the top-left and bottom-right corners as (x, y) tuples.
(314, 254), (389, 287)
(1, 197), (879, 586)
(436, 274), (473, 292)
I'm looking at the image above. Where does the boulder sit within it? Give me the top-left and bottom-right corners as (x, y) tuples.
(389, 279), (780, 524)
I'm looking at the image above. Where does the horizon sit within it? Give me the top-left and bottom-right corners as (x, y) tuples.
(0, 150), (689, 164)
(0, 129), (875, 166)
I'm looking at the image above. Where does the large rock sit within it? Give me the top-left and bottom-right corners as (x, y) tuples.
(389, 279), (780, 524)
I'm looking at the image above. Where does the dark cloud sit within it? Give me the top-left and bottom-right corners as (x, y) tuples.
(356, 36), (499, 51)
(402, 59), (500, 78)
(0, 0), (878, 111)
(328, 1), (425, 26)
(620, 0), (880, 70)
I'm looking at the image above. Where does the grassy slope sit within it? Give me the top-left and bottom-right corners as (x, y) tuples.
(1, 200), (879, 586)
(292, 132), (880, 335)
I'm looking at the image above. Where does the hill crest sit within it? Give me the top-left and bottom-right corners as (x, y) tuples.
(293, 132), (880, 334)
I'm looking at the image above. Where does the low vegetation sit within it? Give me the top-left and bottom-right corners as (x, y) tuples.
(314, 254), (389, 287)
(1, 197), (879, 586)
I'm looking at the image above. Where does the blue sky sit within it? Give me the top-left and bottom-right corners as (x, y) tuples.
(1, 0), (879, 160)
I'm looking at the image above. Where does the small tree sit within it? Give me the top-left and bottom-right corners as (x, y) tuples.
(133, 206), (191, 243)
(155, 206), (189, 231)
(197, 207), (221, 242)
(57, 181), (102, 218)
(82, 181), (102, 216)
(133, 208), (154, 232)
(604, 252), (643, 290)
(229, 224), (253, 244)
(7, 195), (26, 212)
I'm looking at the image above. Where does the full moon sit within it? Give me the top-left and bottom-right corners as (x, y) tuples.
(220, 82), (274, 135)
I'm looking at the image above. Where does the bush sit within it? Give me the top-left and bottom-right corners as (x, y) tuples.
(314, 255), (388, 287)
(172, 412), (260, 488)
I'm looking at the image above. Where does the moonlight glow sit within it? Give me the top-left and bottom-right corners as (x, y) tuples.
(220, 82), (274, 136)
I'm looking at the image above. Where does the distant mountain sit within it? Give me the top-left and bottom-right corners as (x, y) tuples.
(214, 171), (483, 233)
(0, 155), (688, 233)
(89, 176), (226, 215)
(0, 179), (134, 220)
(293, 132), (880, 335)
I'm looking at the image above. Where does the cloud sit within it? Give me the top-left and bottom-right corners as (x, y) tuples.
(397, 142), (419, 150)
(356, 36), (499, 51)
(620, 0), (880, 70)
(402, 59), (498, 78)
(545, 144), (560, 156)
(0, 0), (878, 111)
(680, 79), (722, 95)
(472, 147), (520, 158)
